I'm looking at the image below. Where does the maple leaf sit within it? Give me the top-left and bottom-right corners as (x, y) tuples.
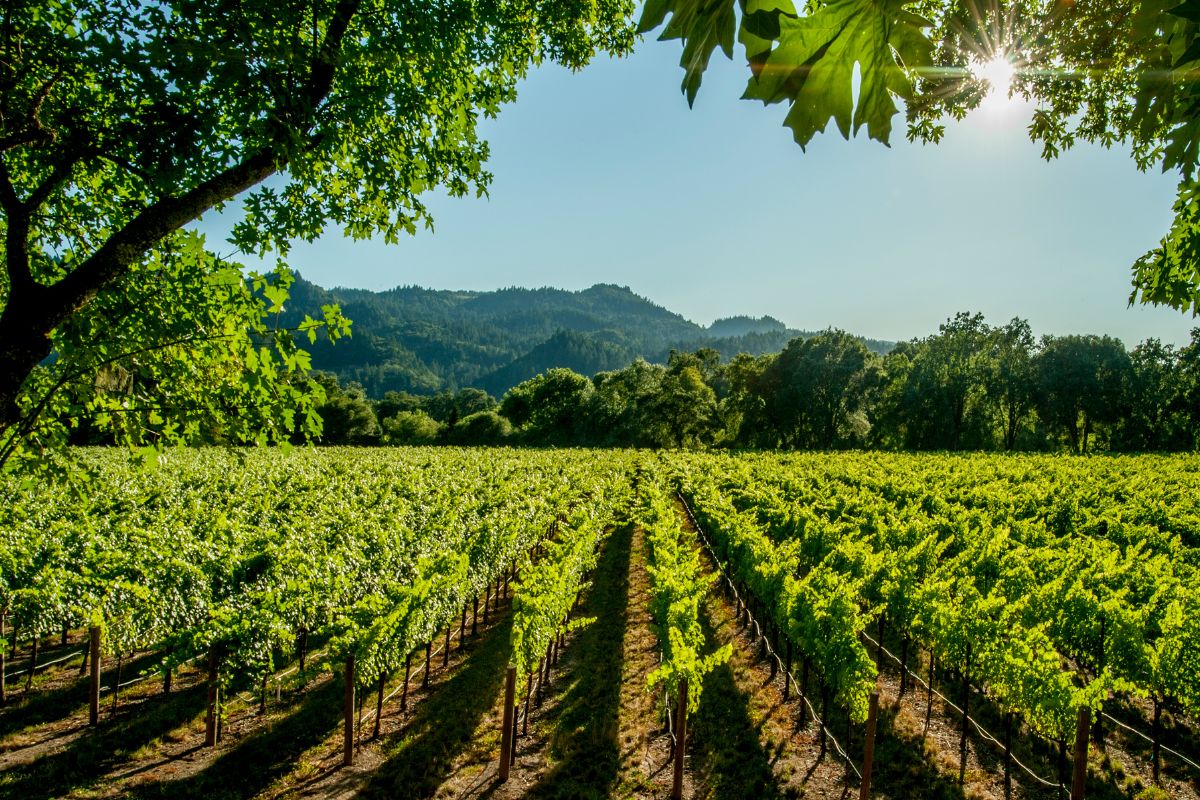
(743, 0), (933, 147)
(639, 0), (739, 106)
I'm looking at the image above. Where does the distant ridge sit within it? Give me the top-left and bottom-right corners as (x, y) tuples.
(281, 275), (893, 397)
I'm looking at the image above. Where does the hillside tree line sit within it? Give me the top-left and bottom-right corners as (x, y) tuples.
(305, 313), (1200, 453)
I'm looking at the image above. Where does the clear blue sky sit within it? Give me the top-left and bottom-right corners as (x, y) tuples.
(198, 35), (1193, 347)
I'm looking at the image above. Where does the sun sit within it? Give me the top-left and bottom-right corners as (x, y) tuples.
(973, 55), (1016, 110)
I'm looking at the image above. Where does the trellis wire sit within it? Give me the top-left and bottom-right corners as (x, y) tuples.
(858, 629), (1064, 794)
(679, 493), (862, 782)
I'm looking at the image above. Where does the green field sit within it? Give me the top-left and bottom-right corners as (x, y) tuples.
(1, 449), (1197, 800)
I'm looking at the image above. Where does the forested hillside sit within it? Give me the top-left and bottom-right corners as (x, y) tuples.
(280, 276), (891, 396)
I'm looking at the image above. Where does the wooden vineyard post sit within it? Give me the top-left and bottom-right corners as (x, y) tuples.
(373, 673), (385, 739)
(959, 643), (971, 786)
(25, 633), (37, 692)
(859, 691), (879, 800)
(924, 654), (935, 741)
(484, 582), (491, 625)
(672, 678), (688, 800)
(472, 597), (479, 636)
(443, 625), (451, 668)
(400, 652), (412, 712)
(423, 641), (432, 689)
(1071, 706), (1090, 800)
(0, 612), (5, 708)
(1003, 713), (1014, 800)
(783, 640), (792, 702)
(343, 656), (355, 767)
(88, 625), (101, 726)
(1152, 697), (1162, 784)
(205, 650), (219, 746)
(499, 666), (516, 782)
(523, 674), (532, 735)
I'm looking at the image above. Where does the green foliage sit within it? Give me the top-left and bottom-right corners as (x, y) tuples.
(0, 447), (630, 691)
(381, 410), (443, 445)
(638, 465), (730, 712)
(0, 0), (636, 468)
(3, 236), (349, 473)
(673, 448), (1200, 737)
(510, 478), (630, 683)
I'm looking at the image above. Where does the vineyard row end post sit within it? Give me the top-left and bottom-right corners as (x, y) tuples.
(1071, 706), (1090, 800)
(672, 678), (688, 800)
(859, 691), (880, 800)
(499, 665), (516, 782)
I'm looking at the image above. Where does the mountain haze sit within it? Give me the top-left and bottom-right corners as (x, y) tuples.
(282, 276), (893, 397)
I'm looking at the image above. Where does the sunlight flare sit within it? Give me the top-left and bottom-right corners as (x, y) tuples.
(974, 55), (1015, 103)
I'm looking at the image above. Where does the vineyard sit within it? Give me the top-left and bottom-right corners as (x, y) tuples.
(0, 448), (1197, 800)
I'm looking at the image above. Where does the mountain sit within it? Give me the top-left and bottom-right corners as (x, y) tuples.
(706, 315), (787, 338)
(281, 276), (893, 397)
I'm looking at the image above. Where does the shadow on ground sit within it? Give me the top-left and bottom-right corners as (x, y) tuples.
(523, 523), (633, 800)
(0, 683), (206, 800)
(359, 615), (514, 800)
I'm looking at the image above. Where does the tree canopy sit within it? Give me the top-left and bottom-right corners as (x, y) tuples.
(0, 0), (634, 469)
(640, 0), (1200, 313)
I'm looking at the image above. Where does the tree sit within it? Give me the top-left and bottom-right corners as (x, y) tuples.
(985, 318), (1037, 451)
(649, 360), (720, 447)
(887, 313), (993, 450)
(500, 368), (593, 444)
(380, 410), (442, 445)
(641, 0), (1200, 313)
(718, 351), (775, 447)
(311, 373), (379, 444)
(0, 0), (635, 466)
(1035, 335), (1132, 453)
(760, 331), (876, 449)
(1174, 329), (1200, 449)
(1116, 338), (1186, 451)
(445, 410), (512, 445)
(585, 359), (668, 446)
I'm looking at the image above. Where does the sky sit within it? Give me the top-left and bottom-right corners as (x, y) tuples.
(196, 34), (1193, 347)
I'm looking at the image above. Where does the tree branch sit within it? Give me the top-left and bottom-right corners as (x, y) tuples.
(42, 0), (363, 331)
(0, 74), (60, 154)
